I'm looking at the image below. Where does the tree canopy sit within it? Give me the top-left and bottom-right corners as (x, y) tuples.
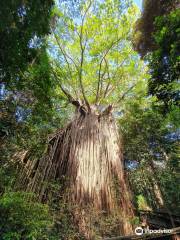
(0, 0), (54, 84)
(50, 0), (148, 111)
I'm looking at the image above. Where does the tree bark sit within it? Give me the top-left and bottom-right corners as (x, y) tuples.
(19, 107), (134, 238)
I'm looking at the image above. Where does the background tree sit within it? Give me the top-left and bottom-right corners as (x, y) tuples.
(132, 0), (178, 57)
(0, 2), (65, 239)
(120, 99), (180, 214)
(132, 0), (180, 111)
(132, 2), (179, 215)
(0, 0), (58, 146)
(148, 9), (180, 111)
(0, 0), (54, 84)
(0, 0), (64, 167)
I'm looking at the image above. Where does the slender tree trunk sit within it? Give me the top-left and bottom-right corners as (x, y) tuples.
(19, 107), (134, 238)
(149, 160), (178, 240)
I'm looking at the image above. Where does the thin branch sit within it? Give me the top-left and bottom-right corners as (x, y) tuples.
(51, 69), (80, 108)
(115, 83), (137, 106)
(105, 85), (116, 98)
(103, 50), (133, 99)
(98, 57), (111, 102)
(51, 69), (72, 101)
(52, 60), (79, 99)
(110, 49), (133, 81)
(99, 57), (110, 99)
(95, 37), (123, 103)
(52, 25), (89, 105)
(52, 28), (79, 71)
(78, 0), (92, 111)
(104, 82), (111, 98)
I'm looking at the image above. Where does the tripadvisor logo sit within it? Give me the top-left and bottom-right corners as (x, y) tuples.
(135, 227), (172, 235)
(135, 227), (144, 236)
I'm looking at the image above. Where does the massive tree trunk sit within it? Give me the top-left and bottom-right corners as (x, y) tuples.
(19, 105), (134, 238)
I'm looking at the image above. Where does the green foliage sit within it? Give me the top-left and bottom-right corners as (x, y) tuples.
(0, 172), (85, 240)
(50, 0), (147, 106)
(159, 169), (180, 212)
(132, 0), (178, 57)
(0, 0), (55, 128)
(0, 0), (54, 83)
(130, 216), (140, 226)
(50, 202), (86, 240)
(148, 9), (180, 110)
(0, 165), (16, 194)
(120, 98), (180, 213)
(133, 1), (179, 111)
(0, 192), (52, 240)
(0, 0), (66, 163)
(128, 159), (180, 213)
(137, 194), (151, 210)
(0, 2), (68, 237)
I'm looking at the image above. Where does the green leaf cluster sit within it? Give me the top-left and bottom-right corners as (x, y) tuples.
(0, 192), (52, 240)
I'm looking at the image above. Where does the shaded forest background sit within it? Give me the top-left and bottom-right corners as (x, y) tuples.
(0, 0), (179, 239)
